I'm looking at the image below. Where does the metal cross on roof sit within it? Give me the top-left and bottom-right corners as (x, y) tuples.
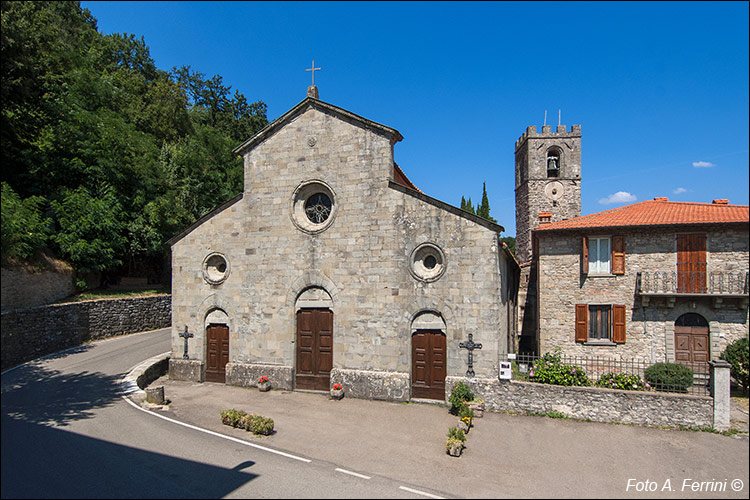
(459, 333), (483, 378)
(179, 325), (194, 360)
(306, 59), (322, 86)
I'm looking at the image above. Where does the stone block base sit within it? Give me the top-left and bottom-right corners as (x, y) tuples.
(169, 359), (203, 382)
(330, 368), (410, 402)
(226, 362), (293, 391)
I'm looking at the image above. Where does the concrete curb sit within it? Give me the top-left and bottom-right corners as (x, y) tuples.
(121, 351), (171, 399)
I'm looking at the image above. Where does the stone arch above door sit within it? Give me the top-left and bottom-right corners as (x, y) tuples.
(411, 310), (447, 331)
(287, 271), (339, 307)
(295, 286), (333, 309)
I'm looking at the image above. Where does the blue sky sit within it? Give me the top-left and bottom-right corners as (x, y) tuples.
(81, 1), (749, 236)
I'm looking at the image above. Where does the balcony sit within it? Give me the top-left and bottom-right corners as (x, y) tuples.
(636, 270), (749, 309)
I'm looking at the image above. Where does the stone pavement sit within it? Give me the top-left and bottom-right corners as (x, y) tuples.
(132, 376), (749, 499)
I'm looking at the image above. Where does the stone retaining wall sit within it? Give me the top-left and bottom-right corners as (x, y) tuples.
(1, 294), (171, 370)
(446, 376), (714, 428)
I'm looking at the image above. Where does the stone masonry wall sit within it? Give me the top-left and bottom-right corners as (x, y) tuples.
(1, 294), (171, 370)
(447, 376), (713, 428)
(536, 226), (749, 360)
(1, 262), (75, 312)
(171, 103), (511, 395)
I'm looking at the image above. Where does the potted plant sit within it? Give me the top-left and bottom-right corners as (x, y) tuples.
(446, 426), (466, 457)
(468, 397), (485, 418)
(258, 376), (271, 392)
(457, 404), (474, 432)
(330, 383), (344, 400)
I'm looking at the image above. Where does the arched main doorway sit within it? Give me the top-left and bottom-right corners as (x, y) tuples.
(411, 311), (447, 400)
(295, 287), (333, 391)
(674, 313), (709, 365)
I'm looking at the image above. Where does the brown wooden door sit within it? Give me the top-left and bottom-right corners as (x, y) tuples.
(674, 313), (709, 366)
(296, 309), (333, 391)
(411, 330), (447, 400)
(677, 234), (707, 293)
(206, 324), (229, 383)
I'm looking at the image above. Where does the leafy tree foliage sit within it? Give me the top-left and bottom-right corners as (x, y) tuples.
(500, 236), (516, 256)
(0, 1), (268, 282)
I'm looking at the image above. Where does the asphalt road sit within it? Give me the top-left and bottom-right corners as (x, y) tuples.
(1, 329), (434, 499)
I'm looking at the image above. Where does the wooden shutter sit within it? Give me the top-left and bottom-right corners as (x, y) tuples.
(575, 304), (588, 342)
(612, 305), (626, 343)
(611, 236), (626, 275)
(581, 236), (589, 274)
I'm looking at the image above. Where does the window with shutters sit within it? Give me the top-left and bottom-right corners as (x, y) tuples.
(588, 237), (611, 274)
(575, 304), (627, 344)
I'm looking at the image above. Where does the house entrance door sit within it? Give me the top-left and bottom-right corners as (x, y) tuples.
(411, 330), (447, 400)
(295, 309), (333, 391)
(677, 234), (707, 293)
(206, 324), (229, 383)
(674, 313), (709, 365)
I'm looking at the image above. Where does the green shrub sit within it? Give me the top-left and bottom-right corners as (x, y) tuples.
(447, 426), (466, 442)
(595, 372), (650, 391)
(449, 381), (474, 414)
(458, 404), (475, 420)
(529, 351), (590, 387)
(721, 336), (749, 392)
(644, 362), (694, 393)
(220, 409), (246, 428)
(249, 415), (275, 436)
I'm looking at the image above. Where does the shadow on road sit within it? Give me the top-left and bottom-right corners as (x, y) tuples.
(1, 360), (124, 426)
(1, 418), (257, 498)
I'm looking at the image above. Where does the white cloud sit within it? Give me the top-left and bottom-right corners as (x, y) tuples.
(692, 161), (716, 168)
(598, 191), (637, 205)
(673, 187), (688, 194)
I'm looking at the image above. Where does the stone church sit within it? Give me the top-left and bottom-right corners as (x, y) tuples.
(168, 85), (519, 402)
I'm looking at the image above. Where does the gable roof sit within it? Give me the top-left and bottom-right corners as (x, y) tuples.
(535, 198), (749, 233)
(233, 96), (403, 156)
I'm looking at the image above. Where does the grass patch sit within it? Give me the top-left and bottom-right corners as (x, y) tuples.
(54, 287), (170, 304)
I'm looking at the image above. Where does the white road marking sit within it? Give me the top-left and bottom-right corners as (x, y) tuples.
(334, 468), (371, 479)
(399, 485), (446, 499)
(122, 396), (312, 463)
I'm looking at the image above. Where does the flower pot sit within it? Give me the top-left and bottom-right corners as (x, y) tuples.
(468, 401), (484, 418)
(258, 381), (271, 392)
(447, 442), (463, 457)
(457, 419), (470, 433)
(330, 388), (344, 400)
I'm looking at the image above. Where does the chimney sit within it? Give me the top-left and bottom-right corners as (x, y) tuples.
(712, 199), (729, 205)
(307, 85), (319, 99)
(653, 197), (668, 201)
(538, 212), (552, 224)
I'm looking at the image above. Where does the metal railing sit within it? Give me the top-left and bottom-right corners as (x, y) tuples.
(511, 352), (709, 396)
(637, 270), (749, 295)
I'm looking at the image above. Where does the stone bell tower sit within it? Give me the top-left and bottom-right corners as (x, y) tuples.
(514, 124), (582, 264)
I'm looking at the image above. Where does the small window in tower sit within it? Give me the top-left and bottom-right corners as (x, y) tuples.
(547, 148), (561, 178)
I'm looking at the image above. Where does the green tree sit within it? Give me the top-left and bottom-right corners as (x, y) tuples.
(460, 196), (476, 215)
(1, 182), (49, 260)
(500, 236), (516, 256)
(476, 181), (497, 223)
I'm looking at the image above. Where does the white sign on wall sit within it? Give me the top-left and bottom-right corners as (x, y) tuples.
(499, 361), (512, 380)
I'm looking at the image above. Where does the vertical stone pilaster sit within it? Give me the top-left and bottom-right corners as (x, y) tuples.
(710, 359), (731, 431)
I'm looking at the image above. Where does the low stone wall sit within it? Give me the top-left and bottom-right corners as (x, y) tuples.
(1, 260), (75, 312)
(446, 376), (714, 428)
(1, 294), (171, 370)
(331, 368), (410, 402)
(226, 362), (294, 391)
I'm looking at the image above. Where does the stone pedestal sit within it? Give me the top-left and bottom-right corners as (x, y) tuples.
(710, 360), (731, 431)
(145, 385), (165, 405)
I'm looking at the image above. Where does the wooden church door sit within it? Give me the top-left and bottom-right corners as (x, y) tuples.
(205, 324), (229, 383)
(411, 330), (447, 400)
(295, 309), (333, 391)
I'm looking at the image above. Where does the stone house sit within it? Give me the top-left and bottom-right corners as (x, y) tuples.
(531, 198), (749, 363)
(167, 87), (519, 402)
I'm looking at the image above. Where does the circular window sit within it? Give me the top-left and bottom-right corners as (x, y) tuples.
(202, 253), (230, 285)
(409, 243), (446, 282)
(291, 180), (337, 234)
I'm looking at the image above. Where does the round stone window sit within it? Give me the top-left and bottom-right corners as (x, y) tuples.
(291, 180), (337, 234)
(409, 243), (446, 282)
(202, 252), (230, 285)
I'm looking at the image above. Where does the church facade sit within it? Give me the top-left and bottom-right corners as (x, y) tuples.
(168, 89), (519, 401)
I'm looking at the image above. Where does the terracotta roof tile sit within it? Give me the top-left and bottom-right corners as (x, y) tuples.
(535, 199), (749, 232)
